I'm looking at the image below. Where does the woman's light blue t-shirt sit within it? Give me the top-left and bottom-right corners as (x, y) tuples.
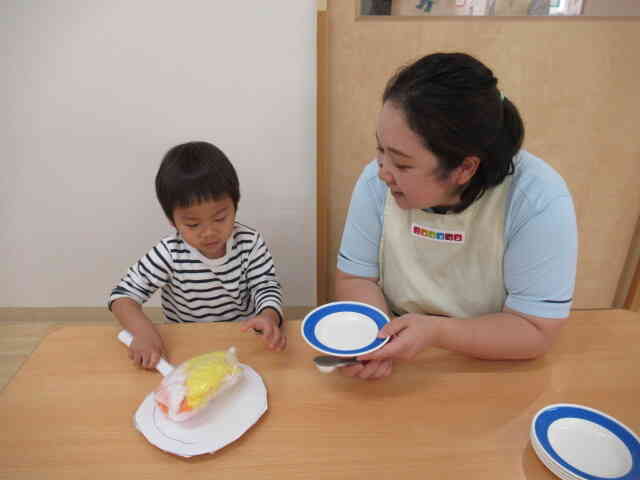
(338, 150), (578, 319)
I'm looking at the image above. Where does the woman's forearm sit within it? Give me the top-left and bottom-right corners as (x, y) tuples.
(334, 270), (390, 316)
(436, 311), (566, 360)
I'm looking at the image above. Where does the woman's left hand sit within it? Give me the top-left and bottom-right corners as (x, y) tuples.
(339, 358), (394, 380)
(358, 313), (444, 362)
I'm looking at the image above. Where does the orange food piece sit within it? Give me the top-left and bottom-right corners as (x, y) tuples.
(179, 398), (192, 412)
(156, 397), (192, 415)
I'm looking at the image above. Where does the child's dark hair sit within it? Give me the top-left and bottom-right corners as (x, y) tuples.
(383, 52), (524, 212)
(155, 141), (240, 222)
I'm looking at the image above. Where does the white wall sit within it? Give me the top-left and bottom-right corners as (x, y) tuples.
(1, 0), (316, 307)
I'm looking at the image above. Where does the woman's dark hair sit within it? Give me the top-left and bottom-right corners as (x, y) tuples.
(155, 141), (240, 222)
(383, 52), (524, 212)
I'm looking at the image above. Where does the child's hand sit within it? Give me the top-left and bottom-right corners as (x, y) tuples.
(242, 311), (286, 351)
(129, 330), (166, 369)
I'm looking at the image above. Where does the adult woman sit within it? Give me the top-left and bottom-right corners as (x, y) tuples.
(335, 53), (577, 379)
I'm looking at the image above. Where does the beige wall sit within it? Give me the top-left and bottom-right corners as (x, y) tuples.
(583, 0), (640, 16)
(1, 1), (317, 308)
(325, 0), (640, 308)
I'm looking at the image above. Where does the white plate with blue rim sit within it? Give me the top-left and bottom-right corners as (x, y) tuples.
(531, 404), (640, 480)
(301, 301), (390, 357)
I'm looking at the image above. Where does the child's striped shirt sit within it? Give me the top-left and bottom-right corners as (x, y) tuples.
(109, 223), (283, 324)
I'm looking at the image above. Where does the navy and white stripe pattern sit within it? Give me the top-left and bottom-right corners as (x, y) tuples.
(109, 223), (283, 323)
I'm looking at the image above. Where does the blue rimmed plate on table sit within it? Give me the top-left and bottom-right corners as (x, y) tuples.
(301, 301), (390, 357)
(531, 404), (640, 480)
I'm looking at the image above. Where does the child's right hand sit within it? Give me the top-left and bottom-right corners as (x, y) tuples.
(129, 331), (166, 369)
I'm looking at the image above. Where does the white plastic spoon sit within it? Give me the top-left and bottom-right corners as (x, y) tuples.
(117, 329), (174, 376)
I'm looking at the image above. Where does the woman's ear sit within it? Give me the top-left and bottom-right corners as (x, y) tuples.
(454, 156), (480, 185)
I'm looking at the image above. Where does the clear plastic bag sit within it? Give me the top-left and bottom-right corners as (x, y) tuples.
(154, 347), (242, 422)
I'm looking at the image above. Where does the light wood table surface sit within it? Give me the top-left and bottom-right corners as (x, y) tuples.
(1, 309), (638, 479)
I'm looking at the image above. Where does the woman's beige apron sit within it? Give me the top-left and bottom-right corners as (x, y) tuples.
(379, 178), (512, 318)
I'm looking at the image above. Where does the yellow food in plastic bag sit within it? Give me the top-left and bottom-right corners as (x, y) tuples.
(154, 346), (242, 422)
(184, 352), (239, 409)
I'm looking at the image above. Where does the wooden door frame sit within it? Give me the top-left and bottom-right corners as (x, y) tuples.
(317, 3), (329, 304)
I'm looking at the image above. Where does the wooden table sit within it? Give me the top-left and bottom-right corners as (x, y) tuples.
(1, 309), (639, 479)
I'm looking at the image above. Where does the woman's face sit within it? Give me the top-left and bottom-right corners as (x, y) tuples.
(375, 101), (466, 210)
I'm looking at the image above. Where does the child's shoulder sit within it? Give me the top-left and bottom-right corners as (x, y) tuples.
(154, 233), (191, 258)
(158, 232), (185, 247)
(231, 222), (275, 253)
(231, 222), (260, 246)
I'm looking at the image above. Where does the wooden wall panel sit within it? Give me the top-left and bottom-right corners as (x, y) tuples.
(317, 7), (329, 305)
(323, 0), (640, 308)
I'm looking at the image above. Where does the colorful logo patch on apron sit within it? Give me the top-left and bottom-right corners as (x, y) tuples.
(411, 223), (464, 243)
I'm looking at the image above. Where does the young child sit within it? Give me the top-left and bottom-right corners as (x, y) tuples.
(109, 141), (286, 369)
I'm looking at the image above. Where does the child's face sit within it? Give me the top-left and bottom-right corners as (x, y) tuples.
(171, 196), (236, 259)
